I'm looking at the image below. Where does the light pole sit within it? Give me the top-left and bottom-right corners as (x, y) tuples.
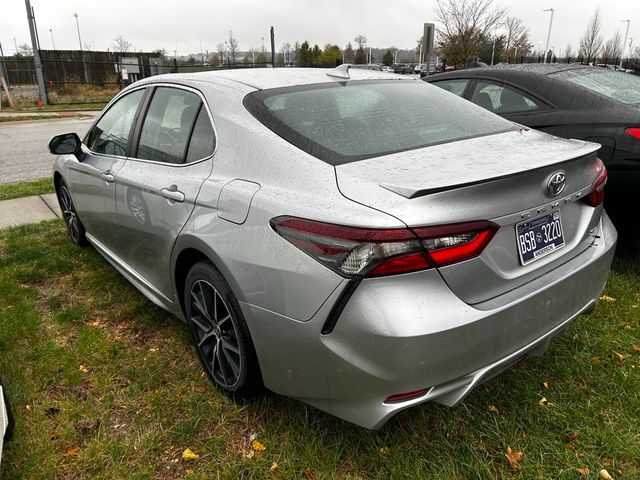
(49, 28), (55, 50)
(620, 19), (631, 68)
(490, 23), (500, 65)
(543, 8), (554, 63)
(73, 13), (82, 51)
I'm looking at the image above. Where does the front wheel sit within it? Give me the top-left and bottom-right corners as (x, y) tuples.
(184, 262), (263, 397)
(56, 179), (87, 246)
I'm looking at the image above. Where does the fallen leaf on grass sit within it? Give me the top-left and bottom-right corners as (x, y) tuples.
(538, 397), (554, 407)
(181, 448), (199, 461)
(251, 439), (266, 451)
(591, 357), (601, 365)
(242, 449), (255, 460)
(303, 467), (316, 480)
(599, 295), (616, 302)
(633, 345), (640, 353)
(563, 431), (580, 442)
(488, 405), (500, 414)
(542, 380), (550, 389)
(576, 467), (590, 475)
(75, 419), (100, 431)
(505, 446), (523, 470)
(63, 447), (79, 456)
(566, 444), (584, 457)
(270, 462), (278, 471)
(613, 352), (629, 362)
(48, 431), (60, 440)
(379, 446), (390, 454)
(79, 365), (89, 373)
(599, 469), (614, 480)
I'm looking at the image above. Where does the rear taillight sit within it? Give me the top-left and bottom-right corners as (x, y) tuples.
(585, 159), (608, 207)
(270, 216), (497, 278)
(625, 127), (640, 140)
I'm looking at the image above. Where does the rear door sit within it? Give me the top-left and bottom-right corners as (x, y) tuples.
(67, 88), (146, 251)
(113, 85), (216, 298)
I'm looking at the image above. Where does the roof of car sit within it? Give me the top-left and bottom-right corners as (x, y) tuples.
(143, 67), (411, 91)
(427, 63), (594, 80)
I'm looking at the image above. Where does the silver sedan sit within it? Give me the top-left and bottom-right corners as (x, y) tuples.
(48, 66), (616, 429)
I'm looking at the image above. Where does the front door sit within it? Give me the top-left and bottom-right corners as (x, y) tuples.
(65, 88), (146, 251)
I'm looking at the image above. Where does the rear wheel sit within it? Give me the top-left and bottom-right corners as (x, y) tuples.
(184, 262), (262, 396)
(56, 179), (87, 246)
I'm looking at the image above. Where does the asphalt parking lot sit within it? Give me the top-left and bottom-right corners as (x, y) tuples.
(0, 115), (97, 184)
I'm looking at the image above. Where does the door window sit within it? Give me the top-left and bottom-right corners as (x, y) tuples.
(470, 81), (542, 114)
(431, 79), (469, 97)
(137, 87), (203, 164)
(86, 89), (145, 156)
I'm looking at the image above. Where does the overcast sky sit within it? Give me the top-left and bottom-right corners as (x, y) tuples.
(1, 0), (637, 57)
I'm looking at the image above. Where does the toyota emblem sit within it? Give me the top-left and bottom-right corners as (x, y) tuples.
(547, 172), (566, 196)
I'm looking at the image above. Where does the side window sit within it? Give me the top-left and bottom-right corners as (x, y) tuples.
(86, 89), (144, 156)
(137, 87), (201, 164)
(432, 79), (469, 97)
(185, 107), (215, 162)
(470, 81), (542, 114)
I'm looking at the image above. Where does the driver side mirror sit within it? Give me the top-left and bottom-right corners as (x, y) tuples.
(48, 133), (85, 161)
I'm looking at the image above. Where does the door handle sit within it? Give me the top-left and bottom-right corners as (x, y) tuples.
(100, 170), (115, 183)
(160, 185), (185, 203)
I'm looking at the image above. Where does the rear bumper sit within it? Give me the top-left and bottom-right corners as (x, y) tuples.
(242, 212), (617, 429)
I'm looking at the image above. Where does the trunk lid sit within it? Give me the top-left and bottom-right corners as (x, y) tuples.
(335, 129), (603, 304)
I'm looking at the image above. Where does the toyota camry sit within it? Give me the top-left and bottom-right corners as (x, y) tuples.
(48, 66), (616, 429)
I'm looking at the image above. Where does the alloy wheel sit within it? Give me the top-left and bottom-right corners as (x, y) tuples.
(189, 280), (243, 388)
(59, 185), (81, 243)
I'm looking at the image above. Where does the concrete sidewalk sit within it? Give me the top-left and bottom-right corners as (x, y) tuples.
(0, 193), (62, 229)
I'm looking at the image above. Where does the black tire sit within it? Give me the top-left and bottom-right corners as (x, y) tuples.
(184, 262), (263, 397)
(56, 178), (87, 246)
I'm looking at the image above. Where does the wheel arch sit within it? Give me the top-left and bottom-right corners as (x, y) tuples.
(172, 236), (246, 319)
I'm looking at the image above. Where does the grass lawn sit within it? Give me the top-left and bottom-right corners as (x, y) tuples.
(0, 114), (93, 123)
(0, 178), (55, 201)
(0, 221), (638, 479)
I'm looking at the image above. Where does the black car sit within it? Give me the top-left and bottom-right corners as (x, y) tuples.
(424, 64), (640, 229)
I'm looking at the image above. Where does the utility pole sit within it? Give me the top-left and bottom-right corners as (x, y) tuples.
(49, 29), (56, 50)
(24, 0), (47, 105)
(74, 13), (83, 50)
(270, 26), (275, 67)
(543, 8), (554, 63)
(620, 19), (631, 68)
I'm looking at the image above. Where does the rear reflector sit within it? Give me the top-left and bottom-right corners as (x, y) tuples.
(271, 216), (497, 277)
(384, 388), (431, 404)
(625, 127), (640, 140)
(585, 159), (608, 207)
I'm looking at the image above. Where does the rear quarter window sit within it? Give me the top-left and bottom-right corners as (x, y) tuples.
(551, 69), (640, 104)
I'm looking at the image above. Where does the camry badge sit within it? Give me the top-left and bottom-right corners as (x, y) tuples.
(547, 172), (566, 196)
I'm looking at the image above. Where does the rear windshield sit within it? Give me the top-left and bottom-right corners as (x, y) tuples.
(551, 68), (640, 105)
(244, 80), (515, 165)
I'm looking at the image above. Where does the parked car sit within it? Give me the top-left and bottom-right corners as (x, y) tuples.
(381, 65), (394, 73)
(0, 380), (14, 469)
(393, 63), (413, 74)
(424, 63), (640, 229)
(48, 66), (616, 429)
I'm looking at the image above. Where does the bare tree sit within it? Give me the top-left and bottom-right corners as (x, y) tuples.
(601, 30), (622, 62)
(503, 17), (527, 54)
(228, 31), (239, 62)
(354, 35), (367, 50)
(217, 43), (226, 63)
(633, 46), (640, 58)
(434, 0), (508, 65)
(578, 8), (603, 62)
(113, 35), (132, 54)
(563, 42), (573, 60)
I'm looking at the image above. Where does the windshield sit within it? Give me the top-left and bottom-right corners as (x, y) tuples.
(551, 68), (640, 105)
(244, 80), (516, 165)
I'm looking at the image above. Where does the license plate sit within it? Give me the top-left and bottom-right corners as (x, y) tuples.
(516, 211), (565, 265)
